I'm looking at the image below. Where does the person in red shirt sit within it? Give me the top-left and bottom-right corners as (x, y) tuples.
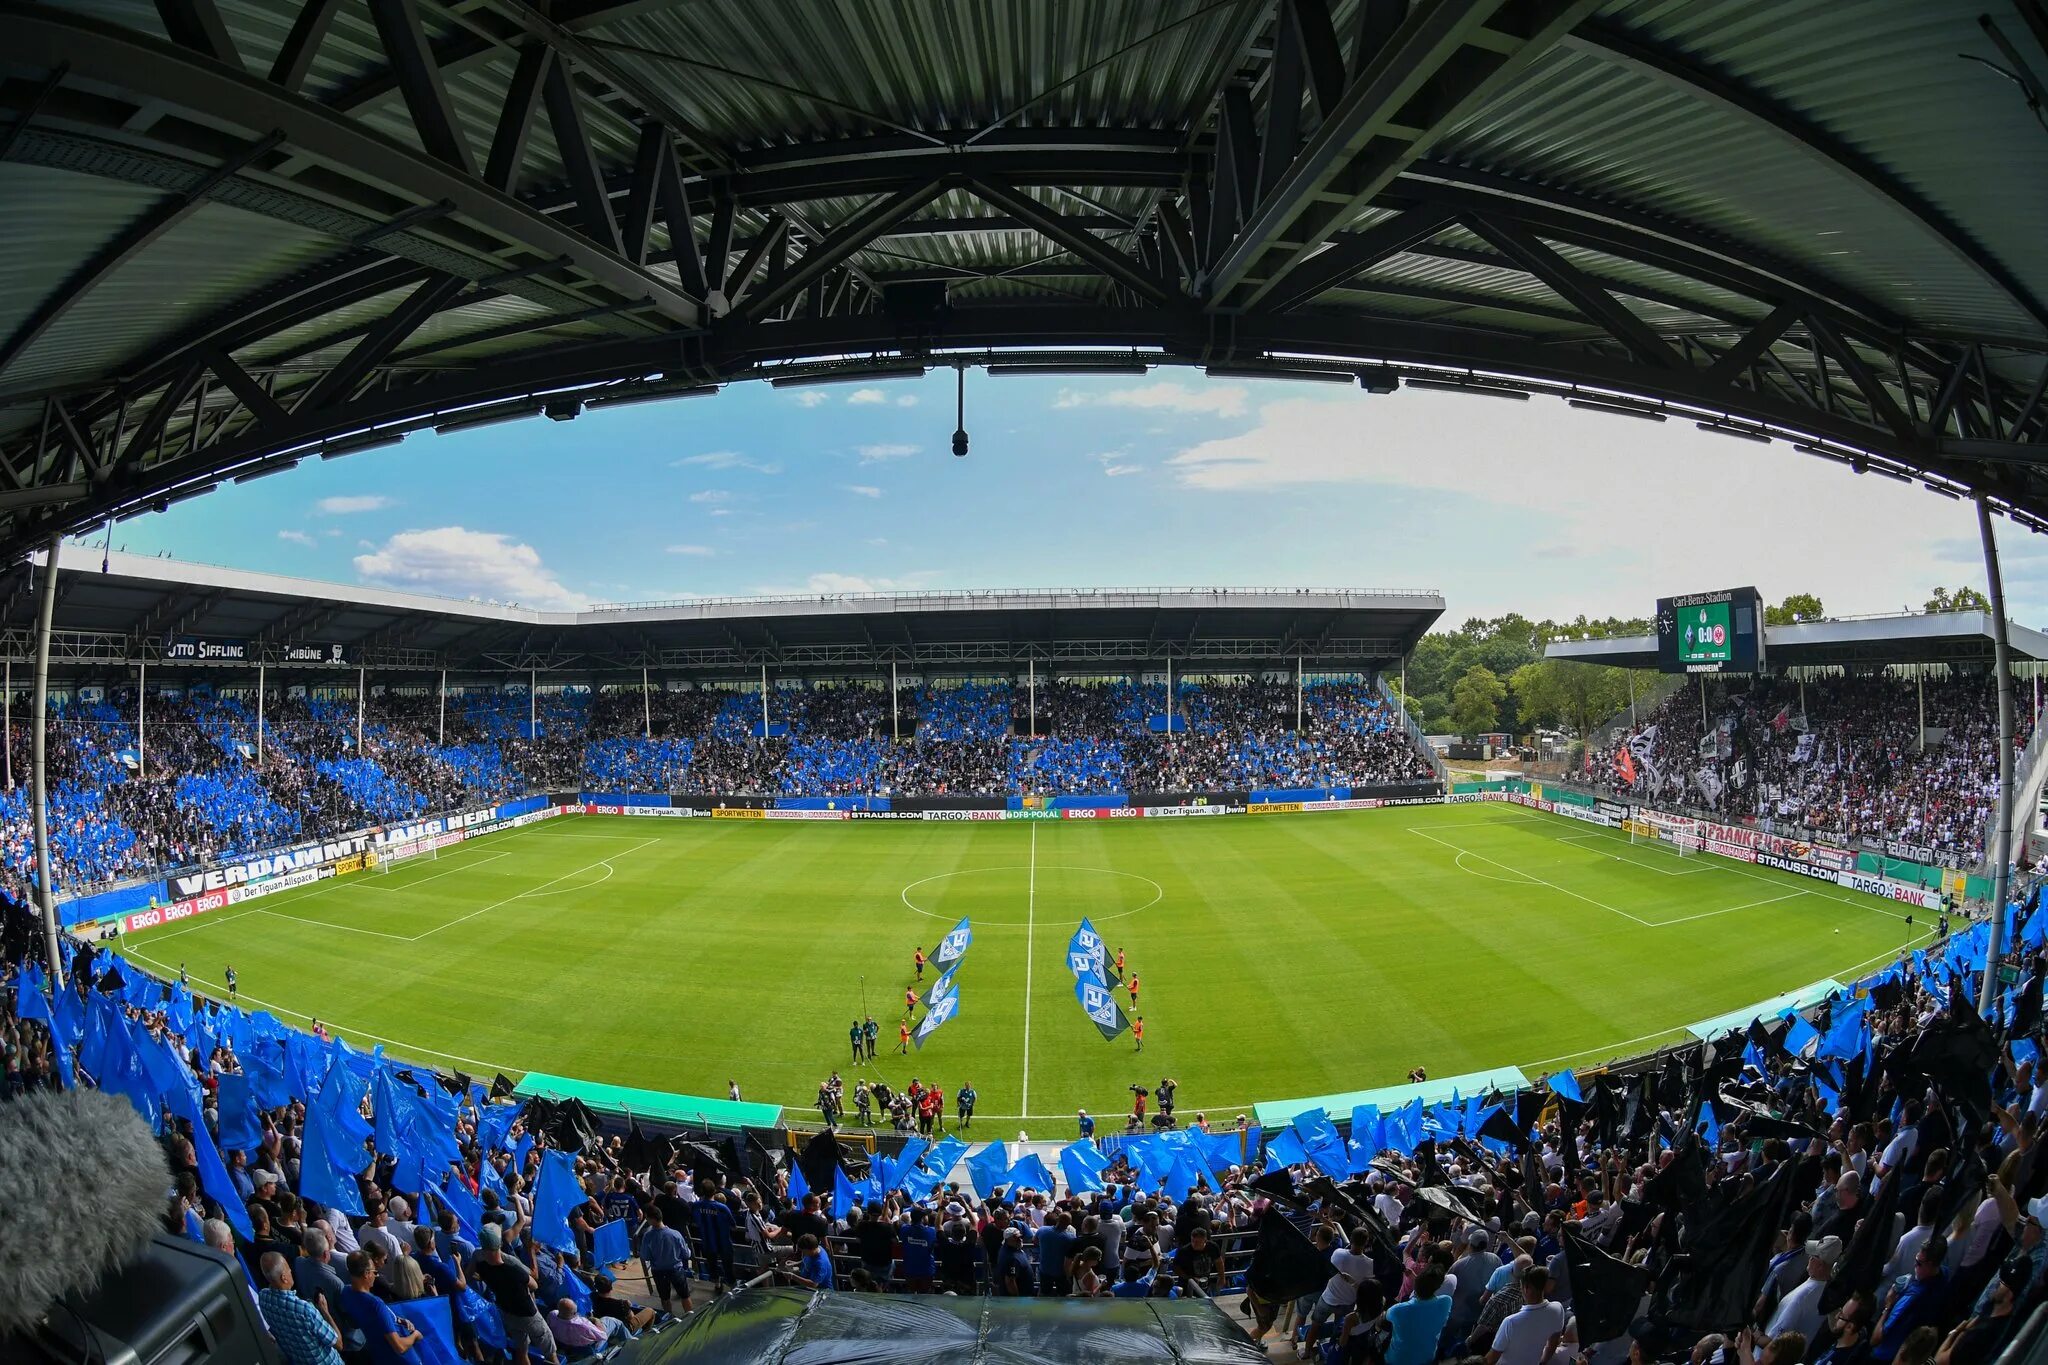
(905, 986), (917, 1015)
(1133, 1015), (1145, 1053)
(1132, 1086), (1147, 1123)
(913, 947), (926, 980)
(927, 1085), (945, 1133)
(897, 1021), (912, 1054)
(1114, 948), (1126, 979)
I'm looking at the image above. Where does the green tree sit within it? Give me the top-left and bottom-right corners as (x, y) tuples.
(1509, 659), (1635, 739)
(1449, 665), (1508, 738)
(1925, 585), (1991, 613)
(1763, 592), (1825, 626)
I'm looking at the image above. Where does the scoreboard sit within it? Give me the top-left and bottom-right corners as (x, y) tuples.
(1655, 587), (1764, 674)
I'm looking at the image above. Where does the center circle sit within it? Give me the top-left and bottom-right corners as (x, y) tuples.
(899, 864), (1163, 926)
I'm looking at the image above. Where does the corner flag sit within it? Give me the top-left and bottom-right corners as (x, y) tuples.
(930, 918), (973, 973)
(1074, 977), (1130, 1041)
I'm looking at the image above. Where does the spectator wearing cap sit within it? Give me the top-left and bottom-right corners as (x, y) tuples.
(998, 1226), (1038, 1297)
(1451, 1227), (1503, 1340)
(357, 1197), (405, 1265)
(588, 1272), (656, 1333)
(1941, 1259), (2029, 1365)
(470, 1225), (554, 1365)
(1768, 1235), (1843, 1344)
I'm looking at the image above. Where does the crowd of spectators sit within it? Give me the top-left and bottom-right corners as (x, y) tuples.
(6, 882), (2048, 1365)
(1590, 672), (2028, 862)
(3, 670), (2026, 904)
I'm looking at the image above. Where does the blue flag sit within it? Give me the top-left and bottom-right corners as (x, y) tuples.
(1074, 976), (1130, 1041)
(1784, 1014), (1820, 1058)
(532, 1150), (582, 1253)
(1060, 1141), (1107, 1193)
(1266, 1128), (1309, 1168)
(1066, 919), (1108, 982)
(475, 1102), (523, 1155)
(454, 1286), (507, 1351)
(592, 1218), (630, 1267)
(832, 1165), (857, 1220)
(1290, 1108), (1348, 1179)
(438, 1174), (482, 1244)
(1347, 1105), (1382, 1174)
(1008, 1154), (1056, 1194)
(1545, 1070), (1582, 1102)
(392, 1297), (464, 1365)
(788, 1160), (810, 1204)
(165, 1075), (254, 1242)
(559, 1264), (592, 1316)
(930, 917), (973, 973)
(965, 1142), (1011, 1198)
(913, 989), (961, 1050)
(921, 970), (959, 1012)
(215, 1072), (262, 1154)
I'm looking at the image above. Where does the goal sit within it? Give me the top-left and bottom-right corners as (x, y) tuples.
(373, 840), (436, 873)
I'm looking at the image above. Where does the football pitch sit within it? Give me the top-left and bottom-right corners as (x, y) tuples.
(120, 804), (1932, 1134)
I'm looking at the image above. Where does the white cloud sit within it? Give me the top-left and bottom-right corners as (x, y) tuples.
(665, 543), (716, 557)
(842, 484), (883, 498)
(316, 494), (392, 515)
(1092, 450), (1141, 478)
(857, 443), (919, 462)
(1055, 382), (1248, 418)
(688, 489), (731, 505)
(846, 388), (887, 405)
(867, 537), (889, 546)
(353, 527), (589, 610)
(277, 529), (315, 547)
(789, 390), (829, 408)
(756, 570), (943, 595)
(1161, 388), (1984, 619)
(896, 395), (919, 408)
(673, 451), (780, 474)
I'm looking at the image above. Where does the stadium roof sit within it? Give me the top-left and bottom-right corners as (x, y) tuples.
(0, 550), (1442, 674)
(0, 0), (2045, 562)
(1543, 610), (2048, 669)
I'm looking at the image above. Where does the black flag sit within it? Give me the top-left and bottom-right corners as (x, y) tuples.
(1563, 1224), (1651, 1345)
(1247, 1209), (1334, 1303)
(1652, 1153), (1800, 1332)
(491, 1072), (517, 1099)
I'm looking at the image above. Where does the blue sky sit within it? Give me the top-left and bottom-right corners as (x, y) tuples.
(88, 371), (2043, 625)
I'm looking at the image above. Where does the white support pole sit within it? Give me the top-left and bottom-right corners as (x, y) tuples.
(437, 669), (445, 747)
(1981, 497), (2017, 1012)
(1799, 674), (1806, 725)
(1699, 675), (1709, 731)
(31, 532), (61, 985)
(1028, 658), (1036, 738)
(6, 656), (13, 790)
(136, 659), (146, 778)
(1296, 655), (1303, 732)
(643, 665), (652, 740)
(529, 668), (537, 738)
(356, 664), (367, 750)
(257, 662), (265, 761)
(1627, 669), (1637, 728)
(1918, 666), (1926, 752)
(890, 660), (899, 741)
(761, 662), (769, 734)
(1166, 656), (1174, 732)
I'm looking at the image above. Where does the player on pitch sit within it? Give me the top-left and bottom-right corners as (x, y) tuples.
(914, 946), (926, 980)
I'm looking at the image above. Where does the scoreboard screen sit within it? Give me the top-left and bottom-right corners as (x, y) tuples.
(1655, 587), (1764, 674)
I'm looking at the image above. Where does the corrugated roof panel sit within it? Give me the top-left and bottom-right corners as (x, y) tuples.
(1442, 39), (2037, 335)
(0, 164), (163, 353)
(8, 202), (337, 395)
(583, 0), (1255, 150)
(1603, 0), (2048, 337)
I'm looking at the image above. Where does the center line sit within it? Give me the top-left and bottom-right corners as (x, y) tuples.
(1021, 819), (1036, 1115)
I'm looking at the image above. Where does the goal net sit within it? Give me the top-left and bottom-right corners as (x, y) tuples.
(374, 840), (437, 873)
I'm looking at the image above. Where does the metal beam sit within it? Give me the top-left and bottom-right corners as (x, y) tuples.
(1461, 215), (1680, 369)
(542, 54), (623, 256)
(654, 138), (709, 300)
(1261, 206), (1455, 312)
(971, 181), (1178, 306)
(6, 7), (700, 327)
(1209, 0), (1601, 308)
(299, 274), (468, 410)
(735, 182), (945, 323)
(269, 0), (343, 92)
(366, 0), (476, 175)
(1703, 302), (1799, 388)
(484, 43), (552, 194)
(153, 0), (239, 67)
(205, 349), (289, 428)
